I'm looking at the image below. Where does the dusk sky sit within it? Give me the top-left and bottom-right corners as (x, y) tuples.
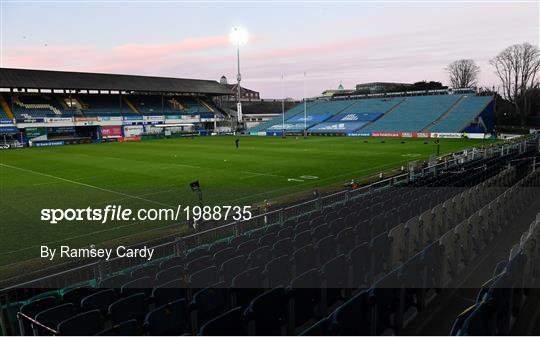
(1, 1), (538, 98)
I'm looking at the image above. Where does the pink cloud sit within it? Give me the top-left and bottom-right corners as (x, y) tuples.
(4, 35), (229, 75)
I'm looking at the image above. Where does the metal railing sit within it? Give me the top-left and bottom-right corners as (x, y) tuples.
(1, 133), (537, 291)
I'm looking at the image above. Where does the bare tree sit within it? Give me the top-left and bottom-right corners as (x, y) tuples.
(490, 42), (540, 125)
(446, 59), (480, 88)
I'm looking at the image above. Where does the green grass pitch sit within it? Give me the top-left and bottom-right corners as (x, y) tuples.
(0, 136), (491, 268)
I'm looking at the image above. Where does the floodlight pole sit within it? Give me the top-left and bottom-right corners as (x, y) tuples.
(236, 43), (242, 132)
(282, 73), (285, 138)
(303, 71), (307, 138)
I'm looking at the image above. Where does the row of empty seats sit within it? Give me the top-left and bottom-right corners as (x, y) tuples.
(2, 94), (217, 118)
(251, 94), (493, 134)
(4, 148), (536, 336)
(361, 95), (462, 133)
(429, 95), (492, 133)
(451, 211), (540, 335)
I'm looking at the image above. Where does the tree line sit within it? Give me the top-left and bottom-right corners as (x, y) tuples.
(446, 42), (540, 127)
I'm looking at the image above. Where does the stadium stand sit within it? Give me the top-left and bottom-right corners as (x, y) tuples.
(0, 108), (9, 120)
(9, 94), (64, 118)
(78, 95), (134, 116)
(249, 93), (493, 134)
(271, 99), (375, 133)
(2, 93), (222, 118)
(250, 101), (321, 133)
(0, 94), (14, 120)
(2, 137), (538, 336)
(449, 211), (539, 336)
(0, 68), (230, 121)
(308, 97), (400, 133)
(361, 94), (463, 133)
(128, 95), (178, 115)
(428, 95), (493, 132)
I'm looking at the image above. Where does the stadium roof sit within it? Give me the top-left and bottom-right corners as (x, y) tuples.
(0, 68), (231, 95)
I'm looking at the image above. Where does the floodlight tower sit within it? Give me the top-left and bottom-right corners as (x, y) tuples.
(229, 26), (248, 130)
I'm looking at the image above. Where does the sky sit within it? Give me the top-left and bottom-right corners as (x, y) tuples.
(0, 1), (538, 99)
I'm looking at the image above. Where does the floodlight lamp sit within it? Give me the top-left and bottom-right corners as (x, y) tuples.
(230, 27), (248, 46)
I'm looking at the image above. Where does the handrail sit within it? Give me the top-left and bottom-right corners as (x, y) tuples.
(17, 311), (58, 335)
(1, 133), (536, 291)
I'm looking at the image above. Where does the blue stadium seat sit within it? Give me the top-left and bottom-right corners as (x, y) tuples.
(288, 268), (323, 329)
(191, 283), (229, 332)
(430, 95), (492, 132)
(198, 307), (245, 336)
(362, 95), (462, 132)
(316, 235), (337, 265)
(144, 299), (188, 335)
(294, 221), (311, 234)
(277, 227), (293, 240)
(62, 287), (95, 307)
(207, 241), (228, 257)
(212, 248), (236, 270)
(272, 237), (293, 257)
(349, 243), (370, 287)
(131, 264), (159, 279)
(230, 267), (264, 308)
(479, 272), (513, 335)
(151, 278), (188, 307)
(34, 303), (76, 335)
(247, 245), (272, 268)
(81, 289), (118, 314)
(457, 301), (492, 335)
(236, 239), (258, 256)
(450, 304), (477, 336)
(257, 233), (276, 247)
(312, 224), (331, 242)
(354, 219), (371, 244)
(299, 317), (329, 336)
(121, 276), (153, 297)
(263, 255), (290, 287)
(96, 319), (138, 336)
(18, 296), (58, 335)
(369, 268), (401, 335)
(245, 287), (288, 335)
(229, 235), (249, 248)
(108, 293), (146, 324)
(321, 254), (348, 306)
(189, 266), (219, 289)
(291, 244), (317, 277)
(336, 227), (355, 254)
(328, 290), (371, 335)
(57, 309), (103, 336)
(186, 248), (209, 261)
(98, 274), (129, 288)
(371, 231), (391, 277)
(155, 265), (185, 284)
(220, 255), (246, 282)
(293, 230), (313, 250)
(159, 256), (186, 270)
(186, 255), (212, 275)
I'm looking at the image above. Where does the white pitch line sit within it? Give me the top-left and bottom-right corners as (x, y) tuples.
(0, 163), (174, 208)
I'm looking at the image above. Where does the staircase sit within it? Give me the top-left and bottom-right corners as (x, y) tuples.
(0, 94), (14, 119)
(421, 95), (465, 132)
(123, 97), (139, 114)
(200, 99), (215, 112)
